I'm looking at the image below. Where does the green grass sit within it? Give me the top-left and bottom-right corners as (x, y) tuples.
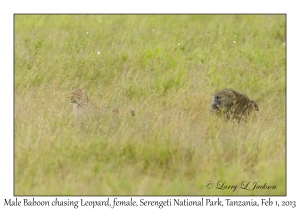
(14, 14), (286, 195)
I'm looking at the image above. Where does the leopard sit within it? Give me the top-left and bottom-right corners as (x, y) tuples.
(69, 87), (135, 117)
(69, 87), (97, 117)
(210, 89), (259, 122)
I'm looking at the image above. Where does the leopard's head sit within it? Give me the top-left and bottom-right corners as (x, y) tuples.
(70, 87), (87, 108)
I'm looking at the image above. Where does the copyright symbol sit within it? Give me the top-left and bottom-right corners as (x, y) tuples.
(206, 181), (214, 189)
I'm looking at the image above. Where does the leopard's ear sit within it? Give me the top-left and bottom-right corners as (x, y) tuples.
(72, 87), (75, 90)
(81, 88), (86, 93)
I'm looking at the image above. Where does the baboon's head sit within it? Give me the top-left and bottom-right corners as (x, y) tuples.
(211, 95), (221, 113)
(70, 87), (87, 108)
(210, 90), (235, 114)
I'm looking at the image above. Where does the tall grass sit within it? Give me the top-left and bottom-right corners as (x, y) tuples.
(14, 15), (286, 195)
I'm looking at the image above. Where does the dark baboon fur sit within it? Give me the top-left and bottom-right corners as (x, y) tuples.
(211, 89), (259, 122)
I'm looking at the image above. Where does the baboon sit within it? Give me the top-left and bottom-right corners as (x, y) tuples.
(210, 89), (259, 122)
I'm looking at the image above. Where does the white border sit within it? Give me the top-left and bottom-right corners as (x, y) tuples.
(2, 1), (299, 209)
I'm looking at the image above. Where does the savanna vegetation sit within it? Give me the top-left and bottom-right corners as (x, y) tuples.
(14, 15), (286, 195)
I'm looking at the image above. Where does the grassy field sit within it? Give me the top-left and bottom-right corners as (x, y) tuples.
(14, 15), (286, 195)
